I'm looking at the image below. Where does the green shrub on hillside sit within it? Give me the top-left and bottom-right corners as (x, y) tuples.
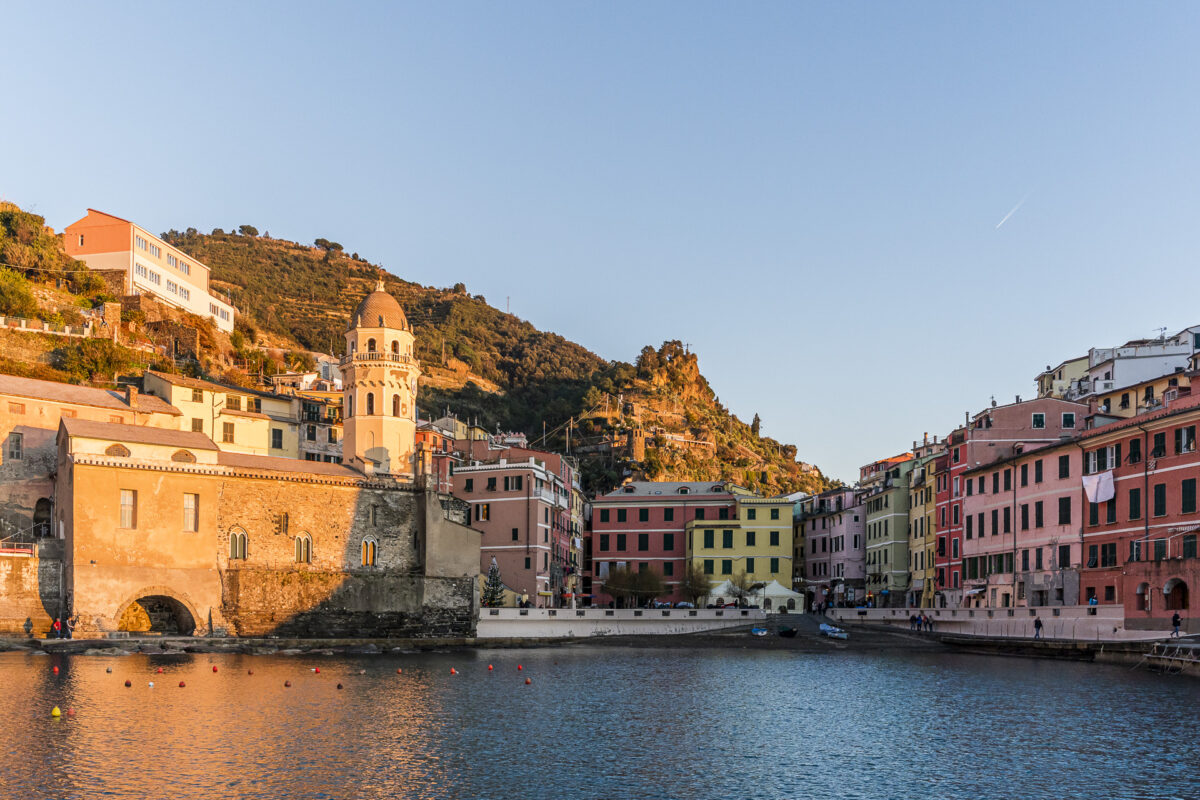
(0, 267), (39, 318)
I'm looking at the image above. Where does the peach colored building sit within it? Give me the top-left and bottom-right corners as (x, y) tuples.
(63, 209), (235, 332)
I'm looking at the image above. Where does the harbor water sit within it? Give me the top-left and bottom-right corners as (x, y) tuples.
(3, 645), (1198, 799)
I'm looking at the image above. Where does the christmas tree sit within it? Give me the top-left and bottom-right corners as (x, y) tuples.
(482, 557), (506, 607)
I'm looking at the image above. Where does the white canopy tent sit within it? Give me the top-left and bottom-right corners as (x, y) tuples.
(705, 579), (804, 610)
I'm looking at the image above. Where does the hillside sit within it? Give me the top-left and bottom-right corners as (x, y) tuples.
(159, 229), (831, 496)
(0, 207), (831, 497)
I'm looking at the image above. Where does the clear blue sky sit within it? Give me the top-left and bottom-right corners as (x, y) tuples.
(3, 2), (1199, 483)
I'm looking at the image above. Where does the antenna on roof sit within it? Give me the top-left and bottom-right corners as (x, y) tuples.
(1154, 326), (1168, 341)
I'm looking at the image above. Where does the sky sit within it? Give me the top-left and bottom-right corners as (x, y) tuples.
(3, 2), (1200, 483)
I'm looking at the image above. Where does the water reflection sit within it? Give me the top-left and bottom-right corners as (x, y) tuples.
(1, 647), (1197, 799)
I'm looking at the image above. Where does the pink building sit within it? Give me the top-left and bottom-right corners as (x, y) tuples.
(960, 440), (1082, 608)
(941, 396), (1086, 606)
(798, 488), (865, 607)
(452, 439), (581, 606)
(589, 481), (736, 604)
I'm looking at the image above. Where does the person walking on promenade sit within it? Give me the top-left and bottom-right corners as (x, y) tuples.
(1171, 611), (1182, 638)
(925, 614), (934, 632)
(1033, 616), (1044, 640)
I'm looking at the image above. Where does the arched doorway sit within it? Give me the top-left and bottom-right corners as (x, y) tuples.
(1164, 578), (1189, 611)
(33, 498), (52, 537)
(1135, 582), (1150, 612)
(118, 595), (196, 635)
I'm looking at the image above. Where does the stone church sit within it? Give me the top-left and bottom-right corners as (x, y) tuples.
(1, 283), (480, 638)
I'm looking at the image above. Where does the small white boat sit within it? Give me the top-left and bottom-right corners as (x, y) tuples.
(819, 623), (848, 640)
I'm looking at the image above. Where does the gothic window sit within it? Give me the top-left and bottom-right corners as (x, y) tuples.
(392, 395), (400, 417)
(361, 536), (377, 567)
(229, 529), (248, 560)
(366, 393), (375, 415)
(295, 534), (312, 564)
(105, 443), (131, 457)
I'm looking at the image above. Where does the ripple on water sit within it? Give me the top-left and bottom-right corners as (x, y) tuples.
(0, 647), (1198, 799)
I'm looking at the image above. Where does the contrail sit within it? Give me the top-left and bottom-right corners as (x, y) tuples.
(995, 192), (1031, 229)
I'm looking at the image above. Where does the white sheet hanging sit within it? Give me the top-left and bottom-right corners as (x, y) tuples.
(1082, 471), (1115, 503)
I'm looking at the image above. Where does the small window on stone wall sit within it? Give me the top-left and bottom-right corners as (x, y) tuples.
(362, 537), (377, 567)
(105, 443), (131, 457)
(295, 534), (312, 564)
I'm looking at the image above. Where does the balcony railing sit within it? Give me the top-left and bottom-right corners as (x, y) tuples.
(339, 351), (418, 368)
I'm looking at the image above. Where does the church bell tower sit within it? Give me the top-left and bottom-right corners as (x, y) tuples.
(341, 280), (421, 478)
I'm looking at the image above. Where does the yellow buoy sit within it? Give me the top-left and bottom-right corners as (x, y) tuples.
(51, 706), (61, 718)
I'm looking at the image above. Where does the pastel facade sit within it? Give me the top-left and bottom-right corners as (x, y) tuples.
(590, 482), (736, 604)
(452, 442), (581, 606)
(63, 209), (235, 332)
(797, 488), (864, 607)
(907, 443), (943, 608)
(960, 443), (1082, 609)
(862, 455), (913, 607)
(689, 495), (793, 593)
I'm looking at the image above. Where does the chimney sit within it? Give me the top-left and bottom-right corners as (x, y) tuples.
(125, 385), (139, 409)
(1015, 395), (1021, 404)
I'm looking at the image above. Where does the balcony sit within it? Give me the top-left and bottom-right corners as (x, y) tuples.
(339, 351), (418, 368)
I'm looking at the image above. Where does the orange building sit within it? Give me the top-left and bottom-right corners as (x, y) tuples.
(63, 209), (235, 332)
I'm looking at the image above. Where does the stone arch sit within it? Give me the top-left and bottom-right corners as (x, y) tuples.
(172, 449), (196, 463)
(1164, 578), (1189, 611)
(1135, 581), (1150, 611)
(105, 443), (131, 457)
(34, 497), (52, 537)
(114, 586), (201, 636)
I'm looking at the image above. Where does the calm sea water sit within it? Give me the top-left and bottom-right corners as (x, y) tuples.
(3, 645), (1197, 800)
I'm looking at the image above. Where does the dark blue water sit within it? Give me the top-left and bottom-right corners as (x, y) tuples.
(2, 646), (1197, 799)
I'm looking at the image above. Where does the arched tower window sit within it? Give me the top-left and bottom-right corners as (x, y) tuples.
(361, 537), (378, 567)
(367, 338), (377, 352)
(391, 341), (399, 354)
(393, 395), (400, 417)
(229, 529), (248, 560)
(295, 534), (312, 564)
(366, 393), (375, 415)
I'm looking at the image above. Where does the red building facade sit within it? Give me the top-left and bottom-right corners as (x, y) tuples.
(589, 481), (736, 604)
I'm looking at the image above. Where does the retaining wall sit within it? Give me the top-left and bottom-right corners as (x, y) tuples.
(476, 607), (765, 638)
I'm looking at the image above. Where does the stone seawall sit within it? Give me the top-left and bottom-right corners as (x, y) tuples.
(221, 567), (475, 638)
(0, 540), (62, 637)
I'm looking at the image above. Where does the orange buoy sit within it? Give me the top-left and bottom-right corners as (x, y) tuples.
(67, 708), (76, 717)
(396, 668), (403, 674)
(212, 665), (218, 673)
(488, 664), (493, 671)
(179, 681), (186, 688)
(156, 667), (164, 674)
(248, 669), (254, 675)
(124, 680), (132, 687)
(450, 668), (457, 675)
(284, 681), (292, 687)
(52, 666), (59, 674)
(517, 664), (523, 671)
(525, 678), (532, 685)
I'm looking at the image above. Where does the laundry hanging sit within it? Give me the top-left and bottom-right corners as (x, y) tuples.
(1082, 471), (1115, 503)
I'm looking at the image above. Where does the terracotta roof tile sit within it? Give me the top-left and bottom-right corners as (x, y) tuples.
(217, 452), (361, 478)
(60, 417), (218, 449)
(0, 374), (180, 415)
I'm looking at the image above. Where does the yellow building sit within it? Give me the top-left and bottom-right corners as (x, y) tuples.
(1092, 372), (1192, 421)
(143, 371), (291, 457)
(687, 494), (794, 588)
(1035, 356), (1088, 399)
(907, 445), (942, 608)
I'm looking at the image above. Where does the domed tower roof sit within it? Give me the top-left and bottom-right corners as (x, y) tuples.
(347, 279), (409, 331)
